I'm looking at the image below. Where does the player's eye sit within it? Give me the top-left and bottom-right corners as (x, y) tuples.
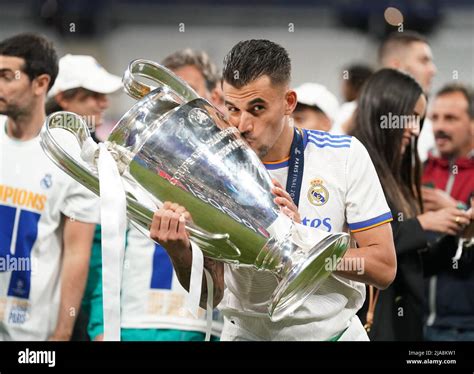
(227, 106), (239, 113)
(252, 105), (265, 113)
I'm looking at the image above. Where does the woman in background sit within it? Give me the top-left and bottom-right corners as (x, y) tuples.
(351, 69), (471, 340)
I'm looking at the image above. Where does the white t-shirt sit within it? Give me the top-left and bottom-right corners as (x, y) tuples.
(0, 116), (99, 341)
(120, 225), (223, 336)
(218, 128), (392, 341)
(417, 118), (435, 162)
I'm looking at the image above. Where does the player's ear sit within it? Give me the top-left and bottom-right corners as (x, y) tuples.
(33, 73), (51, 96)
(284, 89), (297, 115)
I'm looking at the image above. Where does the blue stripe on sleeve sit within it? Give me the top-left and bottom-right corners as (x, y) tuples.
(307, 134), (352, 144)
(307, 139), (351, 148)
(348, 211), (393, 231)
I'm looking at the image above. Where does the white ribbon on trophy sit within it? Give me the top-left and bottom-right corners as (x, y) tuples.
(81, 137), (212, 341)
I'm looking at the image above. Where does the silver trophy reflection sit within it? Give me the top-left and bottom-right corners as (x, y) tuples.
(40, 59), (350, 321)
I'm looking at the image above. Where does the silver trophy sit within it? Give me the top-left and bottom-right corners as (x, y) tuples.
(40, 59), (350, 321)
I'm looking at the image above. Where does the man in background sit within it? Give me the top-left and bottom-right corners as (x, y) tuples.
(332, 64), (373, 135)
(162, 48), (225, 112)
(379, 31), (437, 161)
(45, 53), (122, 341)
(341, 64), (373, 103)
(0, 33), (98, 340)
(422, 83), (474, 341)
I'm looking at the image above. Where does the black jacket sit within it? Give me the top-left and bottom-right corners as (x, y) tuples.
(358, 210), (459, 341)
(423, 232), (474, 330)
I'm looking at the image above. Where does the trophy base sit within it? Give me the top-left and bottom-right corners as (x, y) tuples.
(268, 232), (350, 322)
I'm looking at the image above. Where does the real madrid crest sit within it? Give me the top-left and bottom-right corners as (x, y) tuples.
(307, 178), (329, 206)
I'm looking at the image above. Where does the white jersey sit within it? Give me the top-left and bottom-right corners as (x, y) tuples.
(0, 117), (99, 341)
(417, 118), (435, 162)
(219, 128), (392, 341)
(120, 225), (223, 336)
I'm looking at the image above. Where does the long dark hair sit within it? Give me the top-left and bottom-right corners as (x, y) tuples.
(351, 68), (425, 218)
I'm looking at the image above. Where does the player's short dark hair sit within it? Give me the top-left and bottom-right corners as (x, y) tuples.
(0, 33), (58, 91)
(436, 83), (474, 119)
(162, 49), (220, 91)
(378, 31), (429, 63)
(222, 39), (291, 88)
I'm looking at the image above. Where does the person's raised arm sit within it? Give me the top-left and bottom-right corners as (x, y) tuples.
(149, 202), (224, 308)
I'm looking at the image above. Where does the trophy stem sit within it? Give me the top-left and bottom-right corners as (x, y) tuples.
(254, 233), (301, 278)
(256, 232), (350, 322)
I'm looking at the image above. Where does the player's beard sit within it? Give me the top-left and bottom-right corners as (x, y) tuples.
(0, 102), (27, 120)
(242, 133), (270, 160)
(256, 144), (270, 160)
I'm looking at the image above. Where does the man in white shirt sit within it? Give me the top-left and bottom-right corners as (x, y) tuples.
(379, 31), (437, 161)
(0, 33), (98, 340)
(149, 39), (396, 341)
(334, 31), (437, 161)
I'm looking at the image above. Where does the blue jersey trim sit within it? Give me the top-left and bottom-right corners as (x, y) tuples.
(307, 129), (352, 139)
(307, 139), (351, 148)
(348, 211), (393, 231)
(307, 134), (352, 144)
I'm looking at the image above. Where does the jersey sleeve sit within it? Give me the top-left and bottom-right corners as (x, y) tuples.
(345, 137), (392, 233)
(60, 176), (100, 224)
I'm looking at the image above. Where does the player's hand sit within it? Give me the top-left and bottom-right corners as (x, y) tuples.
(421, 186), (458, 212)
(271, 179), (301, 223)
(150, 202), (192, 260)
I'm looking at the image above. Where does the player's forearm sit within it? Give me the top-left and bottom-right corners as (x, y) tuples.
(53, 247), (90, 340)
(169, 248), (224, 308)
(334, 245), (396, 290)
(200, 257), (224, 308)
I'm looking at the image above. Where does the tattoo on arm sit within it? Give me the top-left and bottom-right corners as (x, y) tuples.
(200, 257), (224, 308)
(171, 255), (224, 309)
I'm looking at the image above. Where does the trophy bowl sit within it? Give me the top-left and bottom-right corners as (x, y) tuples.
(40, 59), (350, 321)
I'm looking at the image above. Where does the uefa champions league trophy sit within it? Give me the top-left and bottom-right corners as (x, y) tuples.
(40, 59), (350, 321)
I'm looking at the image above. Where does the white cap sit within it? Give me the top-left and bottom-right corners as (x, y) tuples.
(49, 54), (122, 97)
(294, 83), (339, 123)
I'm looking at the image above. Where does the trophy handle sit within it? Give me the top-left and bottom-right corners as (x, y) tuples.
(122, 59), (200, 102)
(40, 111), (99, 194)
(40, 111), (230, 244)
